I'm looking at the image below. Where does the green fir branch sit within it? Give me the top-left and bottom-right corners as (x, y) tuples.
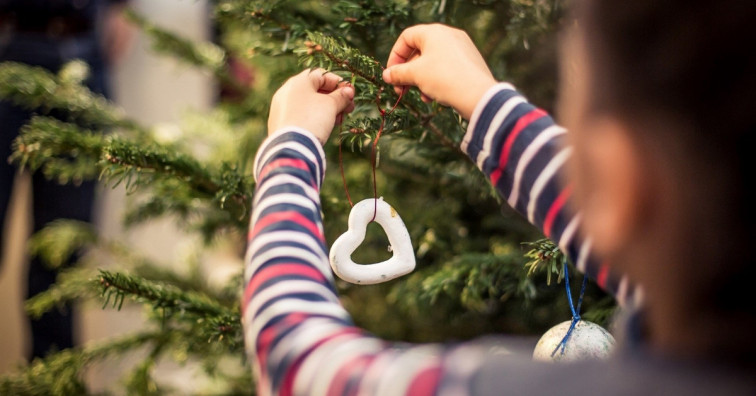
(28, 220), (98, 269)
(97, 269), (243, 349)
(25, 268), (99, 319)
(0, 331), (164, 396)
(26, 218), (241, 310)
(102, 139), (252, 220)
(522, 238), (566, 284)
(97, 269), (232, 317)
(301, 31), (383, 85)
(390, 252), (535, 314)
(214, 0), (332, 51)
(1, 2), (613, 393)
(12, 117), (252, 227)
(122, 184), (196, 227)
(331, 0), (411, 43)
(0, 61), (140, 131)
(102, 139), (218, 194)
(302, 31), (463, 151)
(123, 336), (171, 396)
(11, 116), (106, 183)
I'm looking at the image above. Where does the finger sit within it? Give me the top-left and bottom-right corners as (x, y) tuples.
(336, 100), (356, 126)
(320, 71), (344, 92)
(328, 85), (355, 114)
(344, 100), (356, 114)
(383, 61), (419, 86)
(305, 68), (331, 91)
(386, 24), (428, 69)
(421, 93), (432, 103)
(320, 81), (352, 95)
(392, 84), (409, 97)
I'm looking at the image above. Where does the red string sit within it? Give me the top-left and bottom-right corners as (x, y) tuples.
(338, 139), (354, 207)
(369, 88), (405, 221)
(338, 84), (406, 222)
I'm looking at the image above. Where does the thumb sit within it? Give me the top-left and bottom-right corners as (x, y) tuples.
(382, 62), (417, 86)
(328, 85), (355, 113)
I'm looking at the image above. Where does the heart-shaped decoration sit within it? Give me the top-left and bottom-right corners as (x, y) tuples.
(329, 198), (415, 284)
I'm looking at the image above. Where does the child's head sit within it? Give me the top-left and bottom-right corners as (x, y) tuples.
(559, 0), (756, 356)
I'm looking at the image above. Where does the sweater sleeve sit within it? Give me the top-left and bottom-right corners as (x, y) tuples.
(461, 83), (637, 306)
(245, 128), (495, 396)
(243, 85), (641, 395)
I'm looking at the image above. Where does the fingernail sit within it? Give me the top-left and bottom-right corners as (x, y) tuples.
(382, 68), (391, 83)
(342, 86), (355, 98)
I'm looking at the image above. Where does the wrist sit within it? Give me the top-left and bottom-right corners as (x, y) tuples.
(457, 77), (498, 120)
(268, 118), (330, 145)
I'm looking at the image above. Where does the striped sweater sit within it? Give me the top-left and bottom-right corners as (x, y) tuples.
(243, 83), (636, 396)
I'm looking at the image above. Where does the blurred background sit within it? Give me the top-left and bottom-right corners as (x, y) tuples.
(0, 0), (215, 391)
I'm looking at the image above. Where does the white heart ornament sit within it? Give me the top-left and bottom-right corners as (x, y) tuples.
(329, 198), (415, 284)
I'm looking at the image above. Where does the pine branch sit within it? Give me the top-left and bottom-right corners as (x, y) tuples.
(103, 140), (252, 220)
(301, 31), (383, 86)
(97, 270), (233, 317)
(2, 2), (611, 392)
(102, 139), (217, 194)
(27, 219), (241, 308)
(97, 269), (243, 349)
(522, 238), (566, 285)
(0, 61), (142, 131)
(214, 0), (293, 31)
(0, 331), (164, 396)
(331, 0), (410, 46)
(25, 268), (99, 320)
(128, 251), (241, 306)
(302, 31), (464, 152)
(26, 238), (242, 343)
(12, 117), (252, 226)
(122, 183), (196, 226)
(25, 266), (243, 351)
(214, 0), (332, 38)
(11, 116), (106, 184)
(390, 253), (535, 314)
(123, 337), (170, 396)
(28, 220), (98, 269)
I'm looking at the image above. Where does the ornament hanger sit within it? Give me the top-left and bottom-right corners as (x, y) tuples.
(330, 60), (416, 285)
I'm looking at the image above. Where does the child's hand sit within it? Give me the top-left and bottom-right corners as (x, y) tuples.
(268, 68), (356, 145)
(383, 24), (497, 120)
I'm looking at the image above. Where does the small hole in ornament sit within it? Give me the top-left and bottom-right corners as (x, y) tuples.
(350, 221), (393, 264)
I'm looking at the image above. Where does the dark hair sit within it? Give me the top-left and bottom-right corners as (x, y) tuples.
(577, 0), (756, 243)
(576, 0), (756, 358)
(578, 0), (756, 137)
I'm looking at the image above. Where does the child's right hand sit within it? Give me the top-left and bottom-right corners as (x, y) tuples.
(383, 24), (497, 120)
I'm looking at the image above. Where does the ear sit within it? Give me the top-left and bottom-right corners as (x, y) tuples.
(577, 117), (649, 257)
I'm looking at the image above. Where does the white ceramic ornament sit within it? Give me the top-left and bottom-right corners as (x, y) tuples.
(532, 320), (615, 362)
(329, 198), (415, 284)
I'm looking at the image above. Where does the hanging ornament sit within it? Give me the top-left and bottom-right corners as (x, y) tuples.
(533, 261), (615, 362)
(330, 72), (416, 284)
(329, 197), (415, 284)
(533, 320), (615, 362)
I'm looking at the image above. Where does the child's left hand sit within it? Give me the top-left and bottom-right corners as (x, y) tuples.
(268, 68), (356, 145)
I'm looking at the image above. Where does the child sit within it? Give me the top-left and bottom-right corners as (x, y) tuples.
(244, 0), (756, 394)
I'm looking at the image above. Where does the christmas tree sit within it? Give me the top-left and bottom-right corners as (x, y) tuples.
(0, 1), (615, 394)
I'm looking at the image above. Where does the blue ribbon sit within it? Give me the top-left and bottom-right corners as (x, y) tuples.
(551, 260), (588, 357)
